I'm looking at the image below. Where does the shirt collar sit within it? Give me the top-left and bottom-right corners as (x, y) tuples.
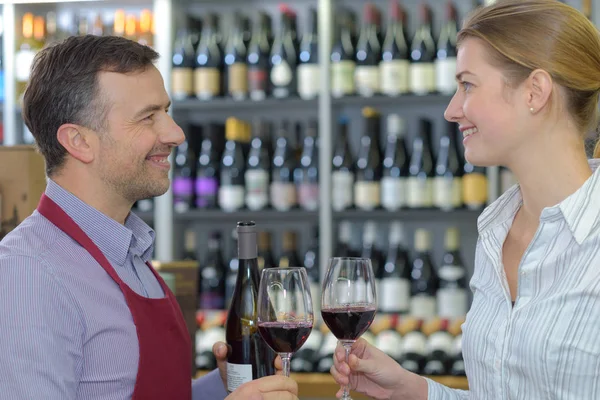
(477, 159), (600, 244)
(45, 180), (155, 265)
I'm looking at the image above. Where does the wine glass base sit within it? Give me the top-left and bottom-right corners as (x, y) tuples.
(340, 394), (353, 400)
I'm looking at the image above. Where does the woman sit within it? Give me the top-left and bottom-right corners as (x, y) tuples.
(330, 1), (600, 399)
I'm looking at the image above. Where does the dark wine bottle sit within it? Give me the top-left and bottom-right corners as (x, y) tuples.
(354, 3), (381, 97)
(303, 226), (321, 320)
(407, 119), (435, 208)
(380, 0), (410, 96)
(410, 4), (436, 95)
(332, 116), (355, 211)
(354, 107), (382, 211)
(295, 120), (319, 211)
(225, 13), (249, 100)
(336, 221), (355, 258)
(270, 7), (298, 98)
(437, 227), (468, 318)
(219, 118), (247, 212)
(173, 140), (196, 213)
(450, 332), (465, 376)
(381, 114), (409, 211)
(410, 229), (439, 319)
(198, 231), (226, 310)
(435, 1), (458, 95)
(423, 319), (454, 376)
(374, 315), (403, 363)
(463, 163), (488, 210)
(379, 222), (411, 314)
(331, 11), (356, 98)
(225, 222), (276, 392)
(434, 121), (463, 210)
(195, 14), (223, 100)
(225, 229), (239, 310)
(298, 8), (320, 100)
(196, 123), (223, 209)
(171, 25), (195, 100)
(270, 120), (298, 211)
(247, 12), (272, 101)
(279, 231), (302, 268)
(257, 230), (276, 273)
(361, 221), (385, 302)
(245, 119), (272, 211)
(399, 317), (427, 374)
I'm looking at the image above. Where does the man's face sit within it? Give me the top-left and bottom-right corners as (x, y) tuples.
(94, 66), (185, 203)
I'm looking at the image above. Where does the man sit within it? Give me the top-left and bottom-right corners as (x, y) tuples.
(0, 35), (297, 400)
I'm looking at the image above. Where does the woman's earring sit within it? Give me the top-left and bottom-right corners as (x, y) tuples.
(530, 107), (535, 113)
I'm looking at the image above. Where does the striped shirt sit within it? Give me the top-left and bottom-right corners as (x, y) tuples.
(0, 180), (226, 399)
(427, 159), (600, 400)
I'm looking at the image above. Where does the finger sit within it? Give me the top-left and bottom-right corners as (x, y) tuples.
(262, 393), (298, 400)
(335, 346), (346, 363)
(254, 375), (299, 395)
(336, 388), (343, 398)
(348, 353), (376, 375)
(330, 364), (349, 386)
(212, 341), (228, 360)
(274, 355), (283, 371)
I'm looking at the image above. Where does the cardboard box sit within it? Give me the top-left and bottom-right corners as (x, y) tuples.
(0, 145), (46, 238)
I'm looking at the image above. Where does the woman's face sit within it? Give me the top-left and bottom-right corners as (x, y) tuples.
(444, 38), (532, 167)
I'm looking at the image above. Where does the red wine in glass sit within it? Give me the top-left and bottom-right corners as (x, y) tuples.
(321, 305), (377, 340)
(258, 321), (313, 353)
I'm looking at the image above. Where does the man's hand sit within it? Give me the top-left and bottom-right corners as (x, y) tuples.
(213, 341), (284, 389)
(225, 375), (299, 400)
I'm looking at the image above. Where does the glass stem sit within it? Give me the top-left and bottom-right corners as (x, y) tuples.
(280, 352), (292, 377)
(343, 343), (352, 398)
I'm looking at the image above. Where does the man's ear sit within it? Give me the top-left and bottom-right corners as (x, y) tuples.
(56, 123), (96, 164)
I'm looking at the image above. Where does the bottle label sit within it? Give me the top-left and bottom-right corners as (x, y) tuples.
(331, 61), (356, 97)
(406, 176), (433, 208)
(248, 67), (268, 99)
(410, 294), (437, 319)
(463, 173), (488, 209)
(228, 63), (248, 99)
(298, 183), (319, 211)
(297, 64), (321, 99)
(435, 57), (458, 95)
(194, 68), (221, 99)
(227, 362), (253, 393)
(270, 182), (297, 211)
(426, 331), (455, 354)
(245, 169), (269, 210)
(355, 66), (380, 97)
(437, 287), (468, 318)
(271, 61), (293, 87)
(331, 171), (354, 211)
(401, 331), (427, 356)
(218, 185), (245, 211)
(410, 63), (435, 95)
(354, 181), (381, 210)
(433, 176), (462, 210)
(381, 176), (406, 211)
(379, 277), (410, 312)
(171, 67), (193, 99)
(195, 177), (219, 208)
(379, 60), (410, 96)
(376, 330), (403, 360)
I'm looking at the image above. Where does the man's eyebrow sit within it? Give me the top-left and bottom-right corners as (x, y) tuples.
(133, 101), (171, 119)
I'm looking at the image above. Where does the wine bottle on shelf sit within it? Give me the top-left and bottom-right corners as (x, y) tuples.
(463, 163), (488, 209)
(410, 3), (436, 95)
(381, 114), (409, 211)
(354, 108), (382, 211)
(398, 317), (427, 374)
(195, 14), (223, 100)
(423, 318), (454, 376)
(331, 11), (356, 98)
(189, 17), (202, 49)
(257, 231), (276, 272)
(448, 317), (466, 376)
(172, 25), (196, 100)
(434, 121), (463, 210)
(270, 7), (299, 98)
(219, 118), (247, 212)
(245, 120), (271, 211)
(196, 124), (223, 209)
(407, 119), (435, 208)
(380, 222), (411, 314)
(295, 120), (319, 211)
(437, 227), (468, 318)
(241, 15), (253, 49)
(225, 222), (276, 392)
(354, 3), (381, 97)
(304, 227), (322, 322)
(380, 0), (410, 96)
(332, 116), (355, 211)
(182, 229), (197, 260)
(298, 8), (320, 100)
(361, 221), (385, 301)
(315, 329), (339, 373)
(271, 120), (298, 211)
(374, 315), (403, 363)
(198, 232), (226, 310)
(279, 231), (302, 268)
(436, 2), (458, 95)
(291, 326), (323, 372)
(225, 229), (239, 310)
(336, 220), (355, 258)
(173, 140), (196, 213)
(410, 229), (439, 319)
(225, 13), (249, 100)
(248, 12), (272, 101)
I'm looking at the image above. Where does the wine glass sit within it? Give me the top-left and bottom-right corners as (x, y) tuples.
(321, 257), (378, 400)
(257, 267), (314, 377)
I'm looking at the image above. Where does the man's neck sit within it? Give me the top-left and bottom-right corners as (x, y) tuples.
(52, 173), (132, 225)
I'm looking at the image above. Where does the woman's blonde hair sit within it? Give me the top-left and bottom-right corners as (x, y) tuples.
(457, 0), (600, 157)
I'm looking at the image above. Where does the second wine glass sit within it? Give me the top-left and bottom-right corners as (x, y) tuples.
(257, 267), (314, 377)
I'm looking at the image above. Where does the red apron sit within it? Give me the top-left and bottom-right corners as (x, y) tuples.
(37, 194), (192, 400)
